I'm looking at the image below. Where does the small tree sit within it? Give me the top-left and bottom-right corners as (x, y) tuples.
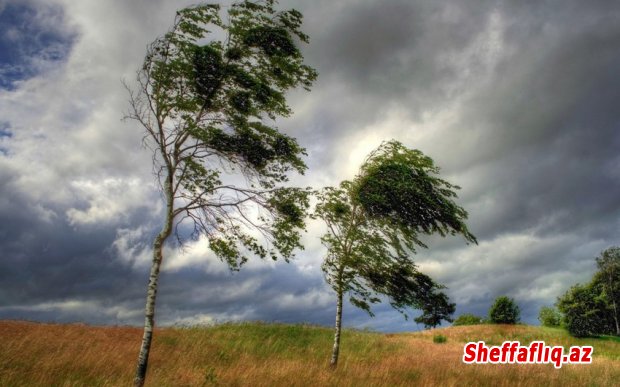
(557, 282), (614, 337)
(538, 306), (561, 327)
(488, 296), (520, 324)
(313, 140), (476, 367)
(126, 2), (316, 385)
(414, 282), (456, 329)
(453, 313), (484, 326)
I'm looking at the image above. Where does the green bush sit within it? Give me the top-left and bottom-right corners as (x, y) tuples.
(433, 334), (447, 343)
(538, 306), (561, 327)
(557, 283), (614, 337)
(452, 313), (485, 326)
(489, 296), (520, 324)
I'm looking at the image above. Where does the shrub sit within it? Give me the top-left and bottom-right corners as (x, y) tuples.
(433, 334), (447, 343)
(538, 306), (561, 327)
(489, 296), (520, 324)
(452, 313), (485, 326)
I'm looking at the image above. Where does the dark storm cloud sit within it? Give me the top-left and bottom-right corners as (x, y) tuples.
(312, 0), (487, 92)
(285, 0), (620, 326)
(0, 162), (166, 323)
(441, 0), (620, 245)
(0, 178), (146, 309)
(286, 0), (493, 134)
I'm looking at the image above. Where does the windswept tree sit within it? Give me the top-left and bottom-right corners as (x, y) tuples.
(125, 2), (316, 385)
(313, 140), (476, 367)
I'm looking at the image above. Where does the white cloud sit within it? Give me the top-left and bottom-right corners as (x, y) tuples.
(417, 231), (605, 306)
(270, 287), (333, 310)
(164, 311), (253, 326)
(112, 226), (152, 268)
(163, 236), (230, 274)
(66, 177), (158, 226)
(0, 299), (142, 323)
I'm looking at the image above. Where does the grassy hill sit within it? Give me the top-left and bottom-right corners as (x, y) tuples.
(1, 320), (618, 386)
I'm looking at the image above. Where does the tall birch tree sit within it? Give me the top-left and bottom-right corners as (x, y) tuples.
(125, 2), (316, 385)
(313, 140), (476, 367)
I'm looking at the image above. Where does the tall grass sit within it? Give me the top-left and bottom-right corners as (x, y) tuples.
(0, 320), (618, 386)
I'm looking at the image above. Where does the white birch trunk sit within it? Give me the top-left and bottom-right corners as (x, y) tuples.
(330, 288), (343, 367)
(134, 174), (174, 387)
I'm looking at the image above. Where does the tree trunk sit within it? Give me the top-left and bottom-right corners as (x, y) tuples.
(330, 288), (343, 367)
(134, 174), (174, 387)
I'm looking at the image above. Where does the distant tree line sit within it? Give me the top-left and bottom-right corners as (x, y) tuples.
(452, 296), (521, 326)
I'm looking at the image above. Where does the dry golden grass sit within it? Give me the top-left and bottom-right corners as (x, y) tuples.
(0, 320), (618, 386)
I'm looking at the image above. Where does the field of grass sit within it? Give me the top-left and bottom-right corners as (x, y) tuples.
(0, 320), (618, 386)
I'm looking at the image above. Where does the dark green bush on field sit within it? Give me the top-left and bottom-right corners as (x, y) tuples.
(489, 296), (520, 324)
(433, 334), (447, 344)
(557, 282), (615, 337)
(452, 313), (485, 326)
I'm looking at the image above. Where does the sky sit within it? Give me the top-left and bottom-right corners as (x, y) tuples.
(0, 0), (619, 332)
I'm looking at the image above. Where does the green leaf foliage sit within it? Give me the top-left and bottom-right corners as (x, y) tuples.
(433, 334), (447, 344)
(313, 140), (475, 324)
(354, 140), (477, 246)
(128, 0), (316, 268)
(488, 296), (520, 324)
(557, 283), (611, 337)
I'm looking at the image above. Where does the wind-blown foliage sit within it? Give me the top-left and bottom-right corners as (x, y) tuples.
(126, 1), (316, 385)
(314, 140), (476, 366)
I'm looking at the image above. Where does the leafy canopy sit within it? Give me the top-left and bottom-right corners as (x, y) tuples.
(127, 0), (317, 268)
(354, 144), (475, 242)
(488, 296), (520, 324)
(314, 140), (475, 324)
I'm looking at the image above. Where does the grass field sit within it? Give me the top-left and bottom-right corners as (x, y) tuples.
(0, 320), (618, 386)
